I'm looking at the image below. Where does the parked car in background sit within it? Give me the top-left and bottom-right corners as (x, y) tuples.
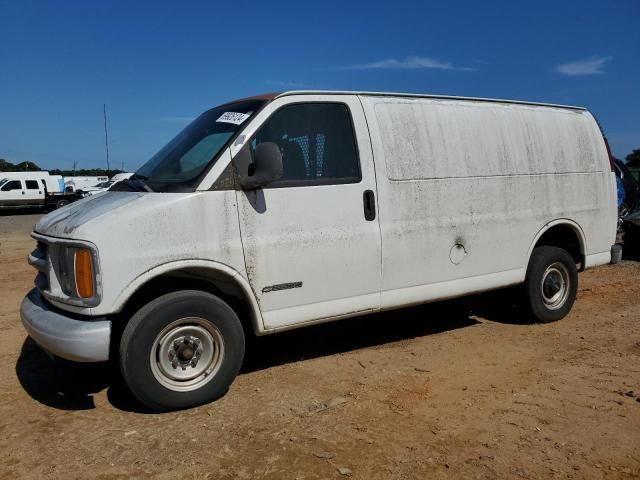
(80, 180), (115, 196)
(77, 173), (135, 196)
(621, 209), (640, 257)
(614, 158), (640, 216)
(64, 176), (109, 193)
(21, 91), (618, 411)
(110, 172), (134, 182)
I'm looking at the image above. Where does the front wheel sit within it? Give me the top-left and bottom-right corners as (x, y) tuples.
(119, 290), (245, 411)
(523, 246), (578, 323)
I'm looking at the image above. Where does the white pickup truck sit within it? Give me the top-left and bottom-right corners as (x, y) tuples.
(20, 91), (618, 411)
(0, 172), (81, 210)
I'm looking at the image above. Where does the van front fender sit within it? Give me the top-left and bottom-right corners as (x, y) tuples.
(111, 259), (265, 334)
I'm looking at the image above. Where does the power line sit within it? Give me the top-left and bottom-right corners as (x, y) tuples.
(103, 104), (110, 172)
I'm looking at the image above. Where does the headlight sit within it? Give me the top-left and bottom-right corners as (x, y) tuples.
(30, 233), (102, 307)
(57, 246), (96, 300)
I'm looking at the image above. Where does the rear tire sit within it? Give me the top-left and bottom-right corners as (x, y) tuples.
(119, 290), (245, 411)
(56, 199), (70, 209)
(523, 246), (578, 323)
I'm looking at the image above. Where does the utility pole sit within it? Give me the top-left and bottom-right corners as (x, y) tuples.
(103, 104), (110, 173)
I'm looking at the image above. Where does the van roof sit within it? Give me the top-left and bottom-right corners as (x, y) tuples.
(268, 90), (586, 112)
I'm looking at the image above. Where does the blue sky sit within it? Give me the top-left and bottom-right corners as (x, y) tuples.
(1, 0), (638, 171)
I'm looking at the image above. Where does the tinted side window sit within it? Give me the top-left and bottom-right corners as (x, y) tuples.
(2, 180), (22, 191)
(26, 180), (39, 189)
(252, 103), (361, 186)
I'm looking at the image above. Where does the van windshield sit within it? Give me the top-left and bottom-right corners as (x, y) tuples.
(135, 99), (267, 192)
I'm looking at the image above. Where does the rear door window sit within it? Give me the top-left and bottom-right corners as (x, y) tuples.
(26, 180), (39, 189)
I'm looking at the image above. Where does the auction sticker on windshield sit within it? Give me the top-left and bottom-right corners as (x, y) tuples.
(217, 112), (251, 125)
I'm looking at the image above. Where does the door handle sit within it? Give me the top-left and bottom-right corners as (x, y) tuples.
(363, 190), (376, 221)
(22, 191), (25, 195)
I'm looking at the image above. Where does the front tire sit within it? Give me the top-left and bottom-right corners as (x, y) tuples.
(523, 246), (578, 323)
(119, 290), (245, 411)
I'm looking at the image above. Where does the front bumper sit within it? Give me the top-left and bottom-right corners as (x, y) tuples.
(20, 288), (111, 362)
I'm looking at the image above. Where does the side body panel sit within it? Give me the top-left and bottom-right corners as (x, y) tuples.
(359, 95), (615, 309)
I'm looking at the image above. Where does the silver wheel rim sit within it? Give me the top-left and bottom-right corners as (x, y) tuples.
(540, 262), (570, 310)
(150, 317), (224, 392)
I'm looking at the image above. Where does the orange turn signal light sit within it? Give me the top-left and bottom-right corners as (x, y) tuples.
(74, 248), (94, 298)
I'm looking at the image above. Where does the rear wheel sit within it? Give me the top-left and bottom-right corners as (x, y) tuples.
(119, 290), (245, 411)
(523, 246), (578, 323)
(56, 199), (70, 209)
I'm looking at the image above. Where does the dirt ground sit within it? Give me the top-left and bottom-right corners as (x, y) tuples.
(0, 212), (638, 479)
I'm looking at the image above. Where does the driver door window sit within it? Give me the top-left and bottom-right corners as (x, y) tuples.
(250, 103), (361, 187)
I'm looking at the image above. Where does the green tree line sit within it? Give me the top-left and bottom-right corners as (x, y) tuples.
(0, 158), (122, 177)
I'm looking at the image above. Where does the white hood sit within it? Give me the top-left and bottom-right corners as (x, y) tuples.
(35, 192), (147, 239)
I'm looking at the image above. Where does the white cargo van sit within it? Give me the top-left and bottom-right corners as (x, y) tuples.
(21, 91), (618, 410)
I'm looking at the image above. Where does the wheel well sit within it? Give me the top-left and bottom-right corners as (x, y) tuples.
(533, 224), (584, 269)
(114, 268), (257, 339)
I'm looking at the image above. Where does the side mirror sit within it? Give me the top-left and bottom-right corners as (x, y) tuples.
(235, 142), (283, 190)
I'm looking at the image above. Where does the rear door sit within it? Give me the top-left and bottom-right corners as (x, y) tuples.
(233, 95), (381, 330)
(24, 179), (44, 205)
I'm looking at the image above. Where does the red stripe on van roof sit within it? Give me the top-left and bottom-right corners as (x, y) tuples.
(224, 92), (281, 104)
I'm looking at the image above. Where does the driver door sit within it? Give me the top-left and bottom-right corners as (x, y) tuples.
(234, 96), (382, 330)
